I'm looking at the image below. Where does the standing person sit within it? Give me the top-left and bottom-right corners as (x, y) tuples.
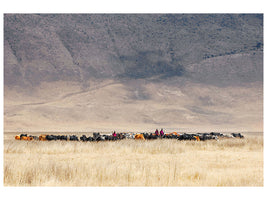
(112, 131), (117, 137)
(160, 128), (164, 137)
(155, 129), (159, 136)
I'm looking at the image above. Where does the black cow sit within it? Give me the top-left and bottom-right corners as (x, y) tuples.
(56, 135), (61, 140)
(231, 133), (244, 138)
(69, 135), (79, 141)
(106, 135), (117, 141)
(163, 134), (178, 139)
(144, 134), (150, 139)
(80, 135), (93, 141)
(86, 136), (94, 141)
(171, 134), (179, 139)
(46, 135), (54, 141)
(93, 132), (100, 139)
(178, 134), (197, 141)
(93, 132), (100, 140)
(210, 132), (223, 137)
(20, 134), (27, 138)
(46, 135), (61, 141)
(53, 135), (59, 140)
(147, 133), (159, 140)
(80, 135), (88, 141)
(163, 135), (170, 139)
(60, 135), (68, 141)
(117, 133), (126, 140)
(199, 134), (213, 141)
(92, 132), (105, 141)
(104, 135), (111, 141)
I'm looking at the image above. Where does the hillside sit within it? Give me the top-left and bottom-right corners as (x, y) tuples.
(4, 14), (263, 132)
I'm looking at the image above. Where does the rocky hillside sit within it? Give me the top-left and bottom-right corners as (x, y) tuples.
(4, 14), (263, 132)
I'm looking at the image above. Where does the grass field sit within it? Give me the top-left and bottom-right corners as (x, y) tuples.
(3, 132), (263, 186)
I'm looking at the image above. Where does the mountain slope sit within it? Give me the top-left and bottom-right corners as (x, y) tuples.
(4, 14), (263, 87)
(4, 14), (263, 132)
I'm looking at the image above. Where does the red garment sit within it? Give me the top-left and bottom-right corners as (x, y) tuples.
(112, 132), (116, 137)
(155, 129), (159, 136)
(160, 129), (164, 136)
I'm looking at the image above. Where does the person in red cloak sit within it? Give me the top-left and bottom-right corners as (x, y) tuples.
(160, 128), (164, 136)
(112, 131), (117, 137)
(155, 129), (159, 136)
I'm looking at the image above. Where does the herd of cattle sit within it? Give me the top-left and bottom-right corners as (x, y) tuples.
(14, 132), (244, 142)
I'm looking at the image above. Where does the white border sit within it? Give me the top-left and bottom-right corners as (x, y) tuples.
(1, 1), (266, 200)
(0, 0), (266, 13)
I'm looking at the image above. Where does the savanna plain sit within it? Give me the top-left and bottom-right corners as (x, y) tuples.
(4, 132), (263, 186)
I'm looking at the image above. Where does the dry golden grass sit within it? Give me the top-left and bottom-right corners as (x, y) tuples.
(3, 133), (263, 186)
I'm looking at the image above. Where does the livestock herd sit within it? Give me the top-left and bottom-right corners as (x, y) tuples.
(14, 132), (244, 142)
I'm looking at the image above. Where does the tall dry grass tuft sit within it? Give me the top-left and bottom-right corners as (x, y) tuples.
(4, 134), (263, 186)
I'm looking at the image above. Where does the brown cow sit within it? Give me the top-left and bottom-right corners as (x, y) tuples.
(15, 135), (20, 140)
(173, 132), (180, 136)
(194, 136), (200, 141)
(39, 134), (47, 141)
(27, 136), (33, 141)
(165, 132), (180, 136)
(21, 136), (28, 140)
(135, 134), (145, 140)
